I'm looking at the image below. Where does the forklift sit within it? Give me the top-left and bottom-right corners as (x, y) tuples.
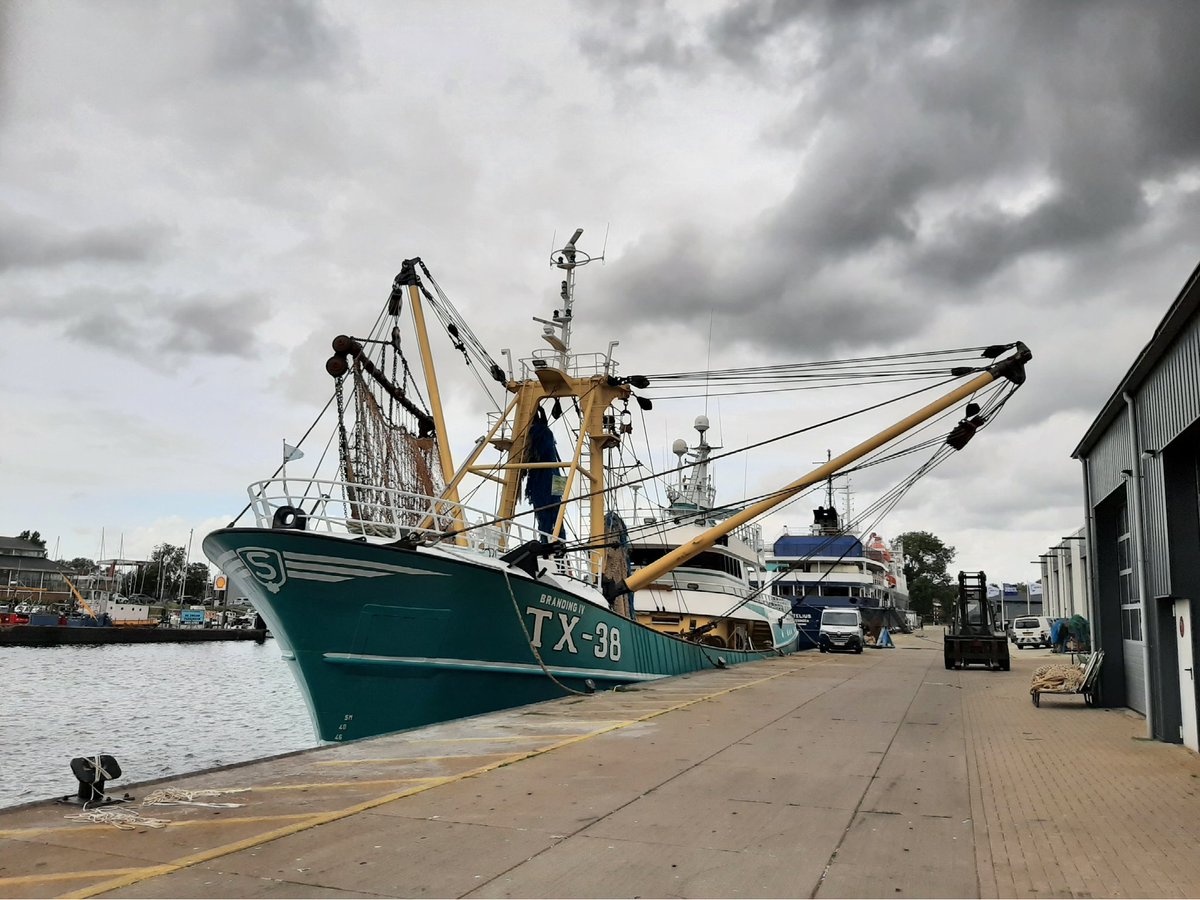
(944, 571), (1010, 670)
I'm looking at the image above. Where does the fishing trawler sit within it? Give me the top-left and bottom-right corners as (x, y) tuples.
(624, 414), (794, 651)
(204, 228), (1031, 743)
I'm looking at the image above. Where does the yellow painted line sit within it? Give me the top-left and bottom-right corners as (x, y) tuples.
(390, 733), (592, 744)
(0, 813), (316, 840)
(63, 664), (799, 899)
(315, 753), (516, 766)
(252, 777), (443, 791)
(0, 868), (147, 887)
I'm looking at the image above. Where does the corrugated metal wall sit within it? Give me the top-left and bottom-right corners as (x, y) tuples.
(1082, 306), (1200, 724)
(1087, 411), (1131, 503)
(1137, 317), (1200, 600)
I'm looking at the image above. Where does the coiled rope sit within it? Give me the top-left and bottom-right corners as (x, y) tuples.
(63, 786), (249, 829)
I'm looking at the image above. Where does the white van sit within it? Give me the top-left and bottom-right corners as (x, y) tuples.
(1012, 615), (1052, 649)
(818, 608), (864, 654)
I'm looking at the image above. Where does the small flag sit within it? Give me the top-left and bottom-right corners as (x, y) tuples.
(986, 583), (1001, 599)
(1002, 583), (1018, 595)
(284, 442), (304, 463)
(1030, 581), (1043, 596)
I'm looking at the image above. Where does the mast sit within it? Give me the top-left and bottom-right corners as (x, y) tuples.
(391, 260), (466, 539)
(396, 261), (461, 511)
(614, 345), (1031, 596)
(490, 229), (629, 570)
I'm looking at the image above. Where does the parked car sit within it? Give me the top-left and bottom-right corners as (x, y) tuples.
(818, 608), (865, 654)
(1012, 615), (1053, 649)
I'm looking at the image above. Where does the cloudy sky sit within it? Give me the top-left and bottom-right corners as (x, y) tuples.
(2, 0), (1198, 585)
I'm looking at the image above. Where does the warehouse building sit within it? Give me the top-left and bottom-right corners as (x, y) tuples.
(1036, 526), (1090, 623)
(1073, 262), (1200, 751)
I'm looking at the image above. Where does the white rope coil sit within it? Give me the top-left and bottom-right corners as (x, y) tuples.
(140, 788), (249, 807)
(63, 809), (170, 830)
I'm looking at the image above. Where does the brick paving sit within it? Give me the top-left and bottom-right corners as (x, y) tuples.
(953, 632), (1200, 899)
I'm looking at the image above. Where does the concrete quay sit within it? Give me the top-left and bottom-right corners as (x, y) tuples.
(2, 632), (1198, 899)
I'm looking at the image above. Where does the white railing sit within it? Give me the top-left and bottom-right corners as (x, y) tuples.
(246, 478), (600, 581)
(644, 569), (755, 600)
(519, 350), (620, 381)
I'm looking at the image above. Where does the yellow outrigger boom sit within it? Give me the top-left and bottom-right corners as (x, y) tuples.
(612, 343), (1031, 597)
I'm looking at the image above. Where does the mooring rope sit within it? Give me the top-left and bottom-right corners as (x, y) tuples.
(63, 808), (171, 830)
(140, 788), (249, 807)
(62, 786), (250, 829)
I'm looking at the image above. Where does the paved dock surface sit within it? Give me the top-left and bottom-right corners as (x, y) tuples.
(2, 632), (1198, 898)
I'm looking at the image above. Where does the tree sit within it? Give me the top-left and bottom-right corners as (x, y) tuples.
(908, 575), (958, 622)
(183, 563), (211, 599)
(898, 531), (957, 622)
(898, 531), (956, 583)
(17, 530), (45, 548)
(59, 557), (98, 575)
(144, 543), (186, 600)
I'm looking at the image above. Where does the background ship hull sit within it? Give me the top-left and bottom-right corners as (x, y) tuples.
(205, 529), (801, 742)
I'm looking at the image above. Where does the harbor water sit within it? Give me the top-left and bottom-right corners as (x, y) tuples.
(0, 640), (317, 809)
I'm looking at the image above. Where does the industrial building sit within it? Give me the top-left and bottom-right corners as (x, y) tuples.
(1073, 261), (1200, 751)
(1036, 526), (1090, 623)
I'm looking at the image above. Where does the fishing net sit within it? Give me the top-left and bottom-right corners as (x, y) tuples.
(344, 364), (446, 536)
(1030, 663), (1084, 694)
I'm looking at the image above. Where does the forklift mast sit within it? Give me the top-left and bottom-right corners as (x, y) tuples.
(952, 571), (999, 636)
(944, 570), (1010, 671)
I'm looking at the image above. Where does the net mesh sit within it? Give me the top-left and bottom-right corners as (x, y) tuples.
(344, 364), (445, 536)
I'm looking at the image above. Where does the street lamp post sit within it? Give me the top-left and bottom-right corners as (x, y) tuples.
(1059, 535), (1087, 620)
(1038, 553), (1056, 617)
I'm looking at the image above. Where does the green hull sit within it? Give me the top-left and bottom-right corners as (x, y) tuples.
(204, 528), (801, 743)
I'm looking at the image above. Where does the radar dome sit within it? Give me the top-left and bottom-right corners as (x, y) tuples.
(694, 414), (710, 433)
(671, 438), (689, 456)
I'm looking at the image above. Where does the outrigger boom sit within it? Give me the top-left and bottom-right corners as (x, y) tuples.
(610, 343), (1031, 598)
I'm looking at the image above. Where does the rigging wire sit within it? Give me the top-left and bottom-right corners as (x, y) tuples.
(434, 372), (969, 542)
(226, 392), (337, 527)
(564, 377), (1010, 553)
(716, 442), (959, 621)
(647, 345), (992, 381)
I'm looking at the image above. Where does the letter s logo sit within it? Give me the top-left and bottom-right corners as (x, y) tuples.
(237, 548), (287, 594)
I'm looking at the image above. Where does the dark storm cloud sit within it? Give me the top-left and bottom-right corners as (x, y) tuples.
(576, 0), (698, 73)
(0, 216), (170, 272)
(206, 0), (347, 81)
(579, 2), (1200, 352)
(3, 289), (270, 361)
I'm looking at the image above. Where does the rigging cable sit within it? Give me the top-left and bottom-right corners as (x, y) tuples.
(434, 372), (968, 542)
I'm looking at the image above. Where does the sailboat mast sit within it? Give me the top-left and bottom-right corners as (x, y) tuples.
(617, 346), (1030, 596)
